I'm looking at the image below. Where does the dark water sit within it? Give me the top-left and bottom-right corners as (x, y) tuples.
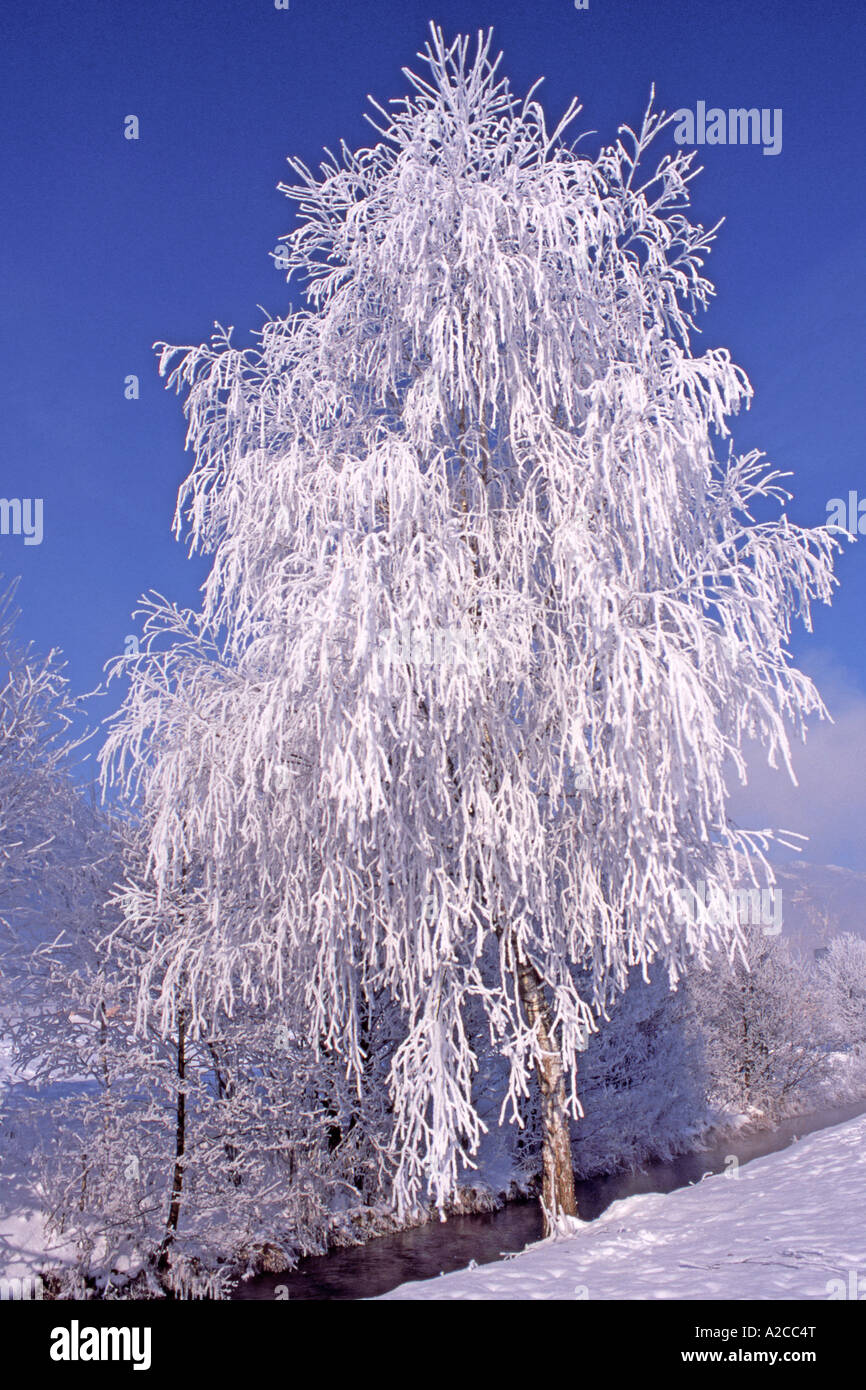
(232, 1096), (866, 1301)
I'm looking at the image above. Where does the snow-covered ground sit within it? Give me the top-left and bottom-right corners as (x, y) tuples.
(379, 1113), (866, 1300)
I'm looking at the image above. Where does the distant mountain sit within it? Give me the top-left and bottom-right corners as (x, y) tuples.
(772, 861), (866, 956)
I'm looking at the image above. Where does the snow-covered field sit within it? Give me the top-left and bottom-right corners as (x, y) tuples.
(379, 1113), (866, 1300)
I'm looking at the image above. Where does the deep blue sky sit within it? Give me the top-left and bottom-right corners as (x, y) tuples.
(2, 0), (865, 860)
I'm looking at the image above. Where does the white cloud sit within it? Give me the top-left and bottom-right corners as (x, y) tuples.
(725, 654), (866, 871)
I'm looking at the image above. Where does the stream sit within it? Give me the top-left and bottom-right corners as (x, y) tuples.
(232, 1096), (866, 1301)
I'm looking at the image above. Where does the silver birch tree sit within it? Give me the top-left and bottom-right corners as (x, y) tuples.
(103, 27), (841, 1231)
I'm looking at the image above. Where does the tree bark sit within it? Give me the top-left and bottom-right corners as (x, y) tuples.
(157, 1006), (186, 1273)
(517, 961), (578, 1233)
(207, 1039), (241, 1186)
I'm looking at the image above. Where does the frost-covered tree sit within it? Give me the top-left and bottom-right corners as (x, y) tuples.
(570, 965), (706, 1178)
(0, 580), (127, 1286)
(816, 934), (866, 1047)
(7, 818), (393, 1299)
(0, 576), (95, 945)
(103, 27), (840, 1231)
(0, 584), (393, 1296)
(690, 926), (828, 1118)
(0, 573), (111, 1036)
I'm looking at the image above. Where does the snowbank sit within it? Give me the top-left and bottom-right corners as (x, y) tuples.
(379, 1113), (866, 1300)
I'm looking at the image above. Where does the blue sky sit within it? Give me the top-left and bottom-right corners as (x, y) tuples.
(2, 0), (865, 863)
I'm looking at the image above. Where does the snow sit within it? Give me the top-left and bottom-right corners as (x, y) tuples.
(378, 1113), (866, 1299)
(0, 1206), (61, 1286)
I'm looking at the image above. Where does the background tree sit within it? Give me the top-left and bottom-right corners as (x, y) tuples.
(690, 925), (829, 1118)
(6, 820), (390, 1299)
(103, 27), (840, 1232)
(0, 574), (99, 966)
(570, 964), (706, 1179)
(816, 934), (866, 1048)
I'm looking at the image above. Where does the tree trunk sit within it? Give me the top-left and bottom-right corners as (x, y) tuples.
(517, 961), (578, 1233)
(157, 1006), (186, 1273)
(207, 1039), (241, 1186)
